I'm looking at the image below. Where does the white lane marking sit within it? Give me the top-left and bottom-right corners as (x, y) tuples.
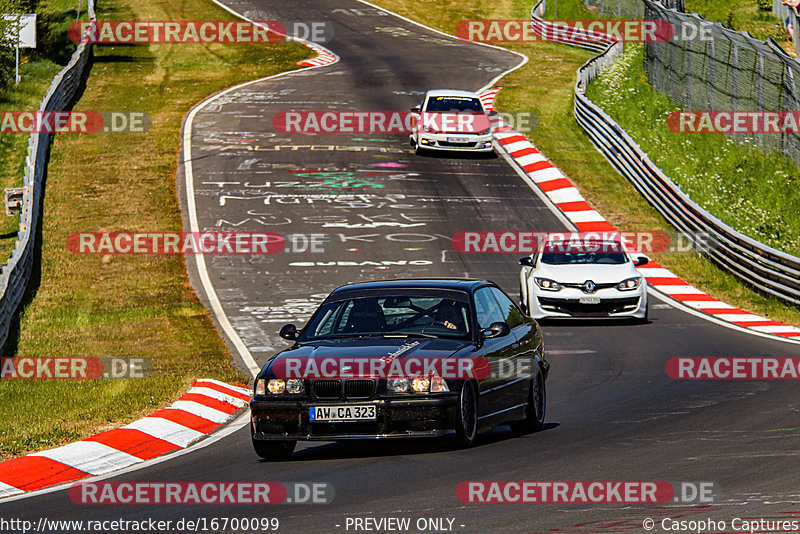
(683, 301), (732, 309)
(30, 442), (143, 476)
(123, 418), (204, 448)
(184, 2), (342, 378)
(169, 401), (231, 424)
(352, 0), (529, 93)
(0, 482), (23, 498)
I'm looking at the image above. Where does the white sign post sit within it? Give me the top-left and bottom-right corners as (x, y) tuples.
(2, 14), (36, 85)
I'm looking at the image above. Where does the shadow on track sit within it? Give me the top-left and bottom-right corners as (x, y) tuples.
(258, 423), (560, 463)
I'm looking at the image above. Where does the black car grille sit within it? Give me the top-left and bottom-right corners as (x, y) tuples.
(538, 296), (640, 316)
(345, 380), (375, 399)
(311, 379), (376, 400)
(438, 141), (478, 147)
(312, 380), (342, 400)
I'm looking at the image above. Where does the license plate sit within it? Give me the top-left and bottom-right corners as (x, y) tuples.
(310, 405), (376, 422)
(579, 296), (601, 304)
(448, 137), (469, 143)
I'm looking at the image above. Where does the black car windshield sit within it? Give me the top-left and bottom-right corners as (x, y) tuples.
(301, 292), (472, 340)
(424, 96), (484, 112)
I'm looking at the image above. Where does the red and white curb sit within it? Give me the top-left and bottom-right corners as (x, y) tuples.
(0, 379), (251, 499)
(480, 87), (800, 341)
(297, 41), (338, 67)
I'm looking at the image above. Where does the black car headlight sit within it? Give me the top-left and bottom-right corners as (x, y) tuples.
(617, 277), (643, 291)
(258, 378), (304, 395)
(388, 376), (449, 393)
(535, 277), (562, 291)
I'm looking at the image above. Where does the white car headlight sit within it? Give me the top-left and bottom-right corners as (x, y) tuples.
(617, 277), (643, 291)
(535, 277), (562, 291)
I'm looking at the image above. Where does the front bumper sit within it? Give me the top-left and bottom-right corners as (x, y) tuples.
(416, 132), (494, 152)
(529, 287), (647, 319)
(250, 394), (460, 441)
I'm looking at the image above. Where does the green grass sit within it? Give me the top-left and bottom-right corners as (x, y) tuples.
(685, 0), (788, 43)
(367, 0), (800, 327)
(587, 44), (800, 256)
(0, 0), (312, 459)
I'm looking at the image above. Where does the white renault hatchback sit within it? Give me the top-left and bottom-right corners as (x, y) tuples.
(409, 89), (494, 154)
(519, 239), (649, 321)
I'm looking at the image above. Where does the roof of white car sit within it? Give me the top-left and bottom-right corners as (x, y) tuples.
(424, 89), (480, 98)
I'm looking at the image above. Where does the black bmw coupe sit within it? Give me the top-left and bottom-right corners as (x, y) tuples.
(249, 279), (548, 460)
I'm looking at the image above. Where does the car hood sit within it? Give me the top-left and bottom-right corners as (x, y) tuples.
(263, 337), (473, 377)
(533, 262), (640, 284)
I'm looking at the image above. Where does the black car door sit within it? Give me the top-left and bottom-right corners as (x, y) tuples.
(489, 287), (534, 408)
(473, 286), (517, 419)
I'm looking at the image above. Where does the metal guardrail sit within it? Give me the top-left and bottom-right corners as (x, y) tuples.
(0, 2), (97, 350)
(531, 0), (800, 306)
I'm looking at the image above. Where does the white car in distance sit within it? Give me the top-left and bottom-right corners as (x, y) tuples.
(409, 89), (494, 154)
(519, 239), (649, 321)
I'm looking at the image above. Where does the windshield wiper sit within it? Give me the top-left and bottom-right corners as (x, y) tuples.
(382, 332), (438, 339)
(308, 332), (438, 341)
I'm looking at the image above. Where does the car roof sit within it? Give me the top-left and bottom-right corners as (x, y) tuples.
(424, 89), (481, 99)
(330, 278), (491, 294)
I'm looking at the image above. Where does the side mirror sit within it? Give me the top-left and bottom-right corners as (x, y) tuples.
(488, 110), (499, 117)
(481, 321), (510, 339)
(279, 323), (299, 341)
(410, 106), (421, 112)
(634, 256), (649, 267)
(519, 256), (533, 267)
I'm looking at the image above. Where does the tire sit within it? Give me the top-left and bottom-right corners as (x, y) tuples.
(252, 438), (296, 461)
(510, 365), (546, 434)
(455, 381), (478, 447)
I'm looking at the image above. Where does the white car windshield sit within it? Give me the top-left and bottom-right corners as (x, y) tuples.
(540, 250), (627, 265)
(424, 96), (483, 112)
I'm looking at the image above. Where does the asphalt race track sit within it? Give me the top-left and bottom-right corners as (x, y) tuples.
(3, 0), (800, 532)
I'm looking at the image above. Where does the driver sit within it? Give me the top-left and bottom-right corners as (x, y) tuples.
(432, 300), (466, 332)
